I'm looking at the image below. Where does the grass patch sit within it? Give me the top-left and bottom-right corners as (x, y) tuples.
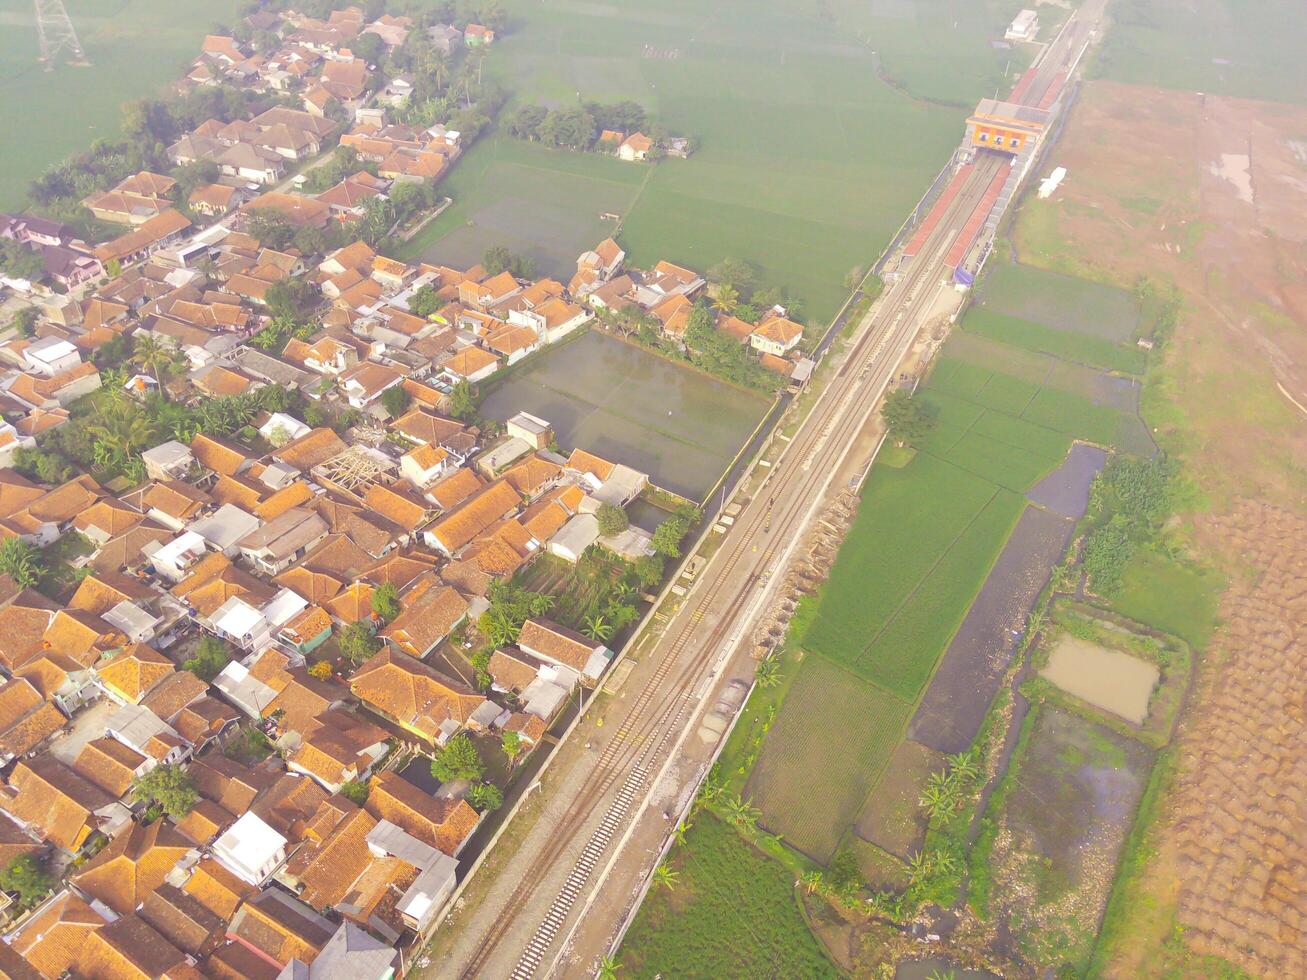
(1109, 547), (1224, 650)
(980, 259), (1140, 343)
(618, 814), (838, 979)
(964, 308), (1147, 375)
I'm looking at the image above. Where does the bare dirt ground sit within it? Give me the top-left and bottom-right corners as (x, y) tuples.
(1015, 80), (1307, 977)
(1016, 80), (1307, 508)
(1169, 500), (1307, 977)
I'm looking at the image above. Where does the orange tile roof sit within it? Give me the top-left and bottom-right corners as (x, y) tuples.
(74, 737), (147, 797)
(0, 755), (114, 852)
(275, 565), (343, 603)
(290, 807), (376, 907)
(95, 643), (175, 703)
(362, 482), (430, 532)
(444, 345), (500, 378)
(752, 314), (805, 345)
(428, 479), (521, 552)
(175, 798), (233, 846)
(428, 466), (484, 510)
(10, 890), (108, 978)
(191, 432), (252, 476)
(350, 648), (483, 740)
(379, 577), (469, 656)
(70, 820), (191, 916)
(566, 447), (616, 481)
(183, 857), (253, 920)
(364, 770), (479, 855)
(519, 618), (600, 672)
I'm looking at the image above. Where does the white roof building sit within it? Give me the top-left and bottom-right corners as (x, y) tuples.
(189, 503), (261, 556)
(213, 811), (288, 884)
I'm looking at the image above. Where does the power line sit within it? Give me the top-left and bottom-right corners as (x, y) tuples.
(34, 0), (88, 69)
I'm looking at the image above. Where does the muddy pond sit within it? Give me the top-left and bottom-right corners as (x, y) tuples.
(1040, 635), (1159, 725)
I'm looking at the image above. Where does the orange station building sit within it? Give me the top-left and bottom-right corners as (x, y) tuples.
(965, 99), (1049, 155)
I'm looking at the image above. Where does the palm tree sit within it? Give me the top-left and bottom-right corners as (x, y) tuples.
(132, 335), (178, 392)
(712, 283), (740, 315)
(596, 955), (621, 980)
(431, 51), (449, 92)
(754, 657), (782, 689)
(612, 580), (636, 602)
(799, 870), (824, 895)
(87, 404), (155, 464)
(583, 615), (613, 643)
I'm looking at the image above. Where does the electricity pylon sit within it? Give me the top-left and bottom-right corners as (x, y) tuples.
(35, 0), (89, 69)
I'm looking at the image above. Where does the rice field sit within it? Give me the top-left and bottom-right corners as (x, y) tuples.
(0, 0), (243, 209)
(744, 654), (911, 861)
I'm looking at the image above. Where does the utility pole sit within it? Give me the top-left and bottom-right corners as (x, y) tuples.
(34, 0), (88, 69)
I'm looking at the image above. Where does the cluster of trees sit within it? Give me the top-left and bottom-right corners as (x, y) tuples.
(1081, 455), (1179, 596)
(131, 763), (199, 819)
(18, 359), (313, 486)
(0, 240), (45, 283)
(479, 581), (554, 647)
(301, 147), (378, 192)
(505, 100), (650, 153)
(0, 855), (54, 912)
(683, 305), (784, 394)
(183, 636), (235, 681)
(27, 83), (290, 240)
(430, 733), (503, 811)
(705, 256), (802, 326)
(481, 245), (536, 280)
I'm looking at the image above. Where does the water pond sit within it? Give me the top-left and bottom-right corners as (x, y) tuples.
(1040, 635), (1159, 725)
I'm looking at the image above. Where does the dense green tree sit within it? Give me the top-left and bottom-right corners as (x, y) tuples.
(339, 620), (381, 663)
(880, 389), (937, 447)
(184, 635), (234, 681)
(651, 516), (690, 558)
(381, 384), (411, 418)
(0, 855), (54, 910)
(595, 503), (629, 536)
(431, 733), (484, 782)
(501, 730), (522, 764)
(449, 379), (479, 420)
(371, 582), (401, 624)
(0, 538), (40, 588)
(131, 763), (198, 818)
(466, 781), (503, 812)
(479, 582), (554, 646)
(244, 208), (296, 250)
(340, 779), (370, 805)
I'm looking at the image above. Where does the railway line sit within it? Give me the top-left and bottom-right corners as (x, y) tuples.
(433, 6), (1105, 976)
(451, 140), (1002, 980)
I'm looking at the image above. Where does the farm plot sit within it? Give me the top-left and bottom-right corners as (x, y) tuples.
(962, 308), (1147, 376)
(802, 453), (999, 673)
(855, 488), (1026, 701)
(400, 138), (645, 280)
(746, 655), (911, 862)
(979, 260), (1140, 344)
(985, 705), (1154, 972)
(479, 331), (768, 501)
(1097, 0), (1307, 104)
(852, 738), (941, 860)
(433, 0), (969, 322)
(618, 814), (839, 979)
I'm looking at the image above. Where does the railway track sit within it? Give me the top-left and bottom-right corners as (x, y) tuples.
(451, 146), (1004, 979)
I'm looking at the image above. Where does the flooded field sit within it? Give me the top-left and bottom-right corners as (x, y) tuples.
(1040, 635), (1159, 725)
(480, 331), (770, 500)
(988, 705), (1154, 970)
